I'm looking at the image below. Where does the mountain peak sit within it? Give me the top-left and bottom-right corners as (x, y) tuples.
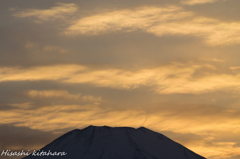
(23, 125), (206, 159)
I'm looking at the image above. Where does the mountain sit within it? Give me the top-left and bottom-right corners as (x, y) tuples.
(23, 125), (206, 159)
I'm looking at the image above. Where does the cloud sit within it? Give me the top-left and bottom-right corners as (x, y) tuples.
(159, 130), (240, 159)
(147, 17), (240, 45)
(24, 42), (69, 54)
(12, 3), (240, 45)
(201, 58), (225, 63)
(64, 6), (192, 35)
(0, 64), (240, 94)
(9, 102), (33, 109)
(0, 64), (86, 81)
(1, 101), (240, 136)
(42, 45), (68, 53)
(0, 124), (57, 150)
(3, 1), (240, 159)
(0, 102), (240, 158)
(230, 67), (240, 70)
(181, 0), (221, 5)
(25, 90), (101, 102)
(64, 6), (240, 45)
(25, 42), (38, 49)
(181, 0), (230, 5)
(230, 155), (240, 159)
(192, 142), (240, 159)
(12, 2), (78, 21)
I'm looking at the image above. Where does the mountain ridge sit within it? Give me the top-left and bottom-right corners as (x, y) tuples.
(23, 125), (206, 159)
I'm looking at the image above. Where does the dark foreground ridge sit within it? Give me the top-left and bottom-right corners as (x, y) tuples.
(23, 125), (206, 159)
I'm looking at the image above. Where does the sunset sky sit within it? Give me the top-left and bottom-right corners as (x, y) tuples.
(1, 0), (240, 158)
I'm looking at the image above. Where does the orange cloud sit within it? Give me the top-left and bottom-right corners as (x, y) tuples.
(9, 102), (33, 109)
(64, 6), (240, 45)
(0, 103), (240, 158)
(25, 90), (101, 102)
(191, 142), (240, 159)
(64, 6), (192, 35)
(1, 64), (240, 94)
(181, 0), (223, 5)
(12, 2), (78, 21)
(14, 3), (239, 45)
(147, 17), (240, 45)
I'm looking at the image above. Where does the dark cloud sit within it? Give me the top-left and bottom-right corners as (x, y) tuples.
(0, 81), (103, 109)
(1, 0), (240, 68)
(0, 0), (180, 10)
(229, 155), (240, 159)
(0, 124), (58, 150)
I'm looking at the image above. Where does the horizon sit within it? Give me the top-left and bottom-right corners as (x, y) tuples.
(1, 0), (240, 159)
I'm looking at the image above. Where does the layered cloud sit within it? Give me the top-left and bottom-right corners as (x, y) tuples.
(0, 102), (240, 158)
(25, 90), (101, 102)
(12, 3), (240, 45)
(0, 124), (57, 151)
(1, 64), (239, 94)
(64, 6), (192, 35)
(25, 42), (69, 54)
(4, 1), (240, 159)
(12, 2), (78, 21)
(181, 0), (223, 5)
(147, 17), (240, 45)
(64, 5), (240, 45)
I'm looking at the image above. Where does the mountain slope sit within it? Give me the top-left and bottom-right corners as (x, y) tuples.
(23, 126), (206, 159)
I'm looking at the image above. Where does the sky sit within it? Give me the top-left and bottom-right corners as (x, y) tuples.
(1, 0), (240, 158)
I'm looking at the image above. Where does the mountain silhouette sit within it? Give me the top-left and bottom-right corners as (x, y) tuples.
(23, 125), (206, 159)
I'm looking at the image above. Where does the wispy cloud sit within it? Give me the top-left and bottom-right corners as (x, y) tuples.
(25, 42), (69, 54)
(230, 67), (240, 70)
(201, 58), (225, 63)
(64, 6), (240, 45)
(13, 3), (240, 45)
(0, 103), (240, 158)
(193, 142), (240, 159)
(42, 45), (68, 53)
(181, 0), (221, 5)
(0, 64), (86, 81)
(12, 2), (78, 21)
(64, 6), (192, 35)
(9, 102), (33, 109)
(25, 90), (101, 102)
(147, 17), (240, 45)
(181, 0), (230, 5)
(1, 64), (240, 94)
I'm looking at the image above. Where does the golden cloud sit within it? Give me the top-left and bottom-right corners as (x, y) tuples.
(181, 0), (221, 5)
(1, 64), (240, 94)
(147, 17), (240, 45)
(0, 64), (86, 81)
(12, 2), (78, 21)
(201, 58), (225, 63)
(64, 6), (240, 45)
(192, 142), (240, 159)
(0, 103), (240, 158)
(9, 102), (33, 109)
(64, 6), (192, 35)
(13, 3), (239, 45)
(25, 90), (101, 102)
